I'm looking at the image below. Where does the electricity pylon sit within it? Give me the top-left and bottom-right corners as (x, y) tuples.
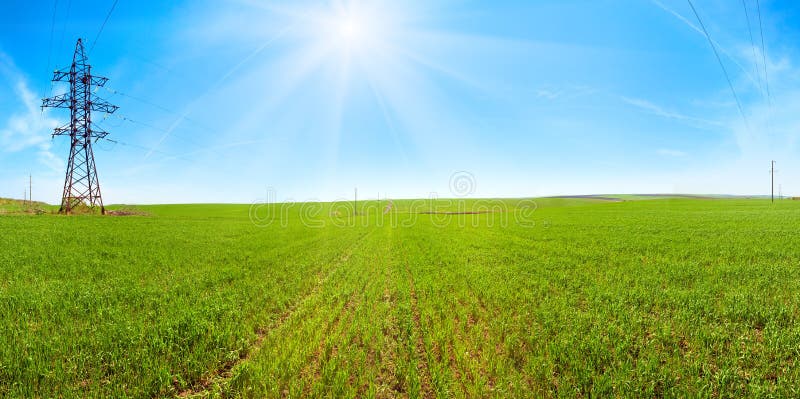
(42, 38), (118, 214)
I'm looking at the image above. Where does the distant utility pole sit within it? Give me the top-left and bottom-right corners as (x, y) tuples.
(771, 160), (776, 203)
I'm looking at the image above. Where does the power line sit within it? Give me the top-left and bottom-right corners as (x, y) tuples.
(101, 87), (217, 134)
(104, 87), (173, 114)
(100, 135), (275, 172)
(105, 88), (192, 123)
(652, 0), (761, 88)
(56, 0), (72, 58)
(98, 137), (182, 159)
(113, 114), (213, 147)
(755, 0), (772, 106)
(89, 0), (119, 55)
(741, 0), (763, 97)
(93, 120), (190, 160)
(142, 23), (295, 155)
(103, 113), (223, 159)
(687, 0), (749, 129)
(112, 114), (171, 134)
(44, 0), (59, 101)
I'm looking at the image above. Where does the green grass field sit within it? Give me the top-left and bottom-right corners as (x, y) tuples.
(2, 198), (800, 397)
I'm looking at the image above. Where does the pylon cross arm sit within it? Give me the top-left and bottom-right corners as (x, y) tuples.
(89, 75), (110, 87)
(52, 125), (73, 137)
(90, 98), (119, 114)
(41, 94), (71, 109)
(51, 70), (71, 82)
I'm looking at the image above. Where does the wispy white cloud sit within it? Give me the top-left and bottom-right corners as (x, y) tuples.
(535, 89), (561, 100)
(621, 96), (722, 127)
(657, 148), (687, 157)
(535, 85), (596, 101)
(0, 53), (63, 172)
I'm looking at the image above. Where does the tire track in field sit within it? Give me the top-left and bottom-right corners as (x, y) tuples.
(299, 288), (361, 396)
(301, 235), (384, 396)
(175, 228), (374, 398)
(431, 231), (498, 395)
(374, 253), (404, 399)
(400, 238), (434, 399)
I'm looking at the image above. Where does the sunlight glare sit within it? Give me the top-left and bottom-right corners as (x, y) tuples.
(339, 17), (361, 43)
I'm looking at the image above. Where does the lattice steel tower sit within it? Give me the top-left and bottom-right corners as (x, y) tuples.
(42, 38), (118, 214)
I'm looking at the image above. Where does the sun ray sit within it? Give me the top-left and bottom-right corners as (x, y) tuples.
(363, 70), (410, 164)
(190, 0), (496, 171)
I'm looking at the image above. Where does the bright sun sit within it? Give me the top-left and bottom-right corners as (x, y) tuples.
(338, 17), (361, 42)
(333, 13), (374, 52)
(224, 1), (475, 170)
(292, 2), (398, 57)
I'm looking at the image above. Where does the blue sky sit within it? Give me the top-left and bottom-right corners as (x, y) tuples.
(2, 0), (800, 204)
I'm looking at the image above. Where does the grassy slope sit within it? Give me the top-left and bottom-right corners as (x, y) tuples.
(2, 198), (800, 397)
(0, 198), (52, 214)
